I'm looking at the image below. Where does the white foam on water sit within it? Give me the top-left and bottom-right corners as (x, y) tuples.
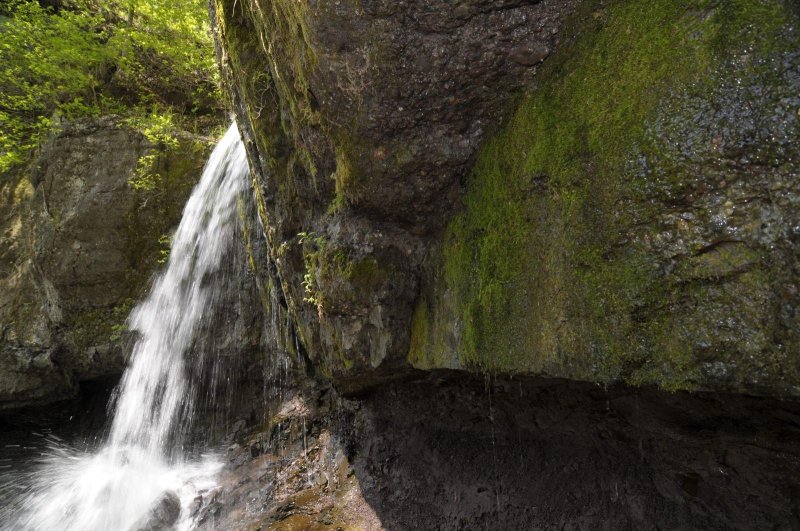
(16, 444), (222, 531)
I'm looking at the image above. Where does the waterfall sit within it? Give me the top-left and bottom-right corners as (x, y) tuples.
(110, 121), (248, 455)
(6, 123), (250, 530)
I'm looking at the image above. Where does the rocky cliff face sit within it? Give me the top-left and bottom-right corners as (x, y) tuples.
(0, 118), (211, 408)
(212, 0), (800, 398)
(212, 0), (577, 390)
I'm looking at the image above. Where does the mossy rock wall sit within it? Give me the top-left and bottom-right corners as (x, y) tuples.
(214, 0), (800, 397)
(411, 0), (800, 396)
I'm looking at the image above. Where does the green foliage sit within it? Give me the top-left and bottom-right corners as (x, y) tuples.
(0, 0), (108, 171)
(124, 111), (180, 149)
(130, 153), (160, 190)
(103, 0), (220, 112)
(157, 234), (172, 264)
(0, 0), (221, 174)
(126, 110), (181, 190)
(299, 231), (327, 306)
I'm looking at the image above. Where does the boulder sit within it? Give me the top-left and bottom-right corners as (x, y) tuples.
(134, 490), (181, 531)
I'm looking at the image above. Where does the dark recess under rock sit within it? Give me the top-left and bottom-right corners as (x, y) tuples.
(197, 371), (800, 530)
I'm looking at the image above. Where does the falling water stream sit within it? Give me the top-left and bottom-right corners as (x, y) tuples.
(2, 123), (250, 530)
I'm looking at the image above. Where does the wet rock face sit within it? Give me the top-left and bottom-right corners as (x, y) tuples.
(134, 491), (181, 531)
(307, 0), (569, 226)
(628, 47), (800, 392)
(211, 0), (577, 388)
(194, 372), (800, 530)
(414, 1), (800, 396)
(218, 0), (571, 224)
(0, 118), (209, 409)
(215, 0), (800, 397)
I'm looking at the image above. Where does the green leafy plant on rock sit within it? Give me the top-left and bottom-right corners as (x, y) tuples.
(126, 110), (182, 190)
(299, 231), (327, 307)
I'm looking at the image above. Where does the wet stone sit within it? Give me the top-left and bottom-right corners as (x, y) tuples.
(134, 491), (180, 531)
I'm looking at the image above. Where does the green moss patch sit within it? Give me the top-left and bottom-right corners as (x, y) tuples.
(412, 0), (800, 394)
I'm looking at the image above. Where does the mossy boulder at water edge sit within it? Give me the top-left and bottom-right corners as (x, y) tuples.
(215, 0), (800, 397)
(0, 118), (213, 408)
(413, 0), (800, 396)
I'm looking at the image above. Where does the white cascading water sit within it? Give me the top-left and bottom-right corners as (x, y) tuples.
(7, 122), (250, 531)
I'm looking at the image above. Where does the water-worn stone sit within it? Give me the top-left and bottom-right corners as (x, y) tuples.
(213, 0), (800, 397)
(134, 490), (181, 531)
(0, 118), (211, 409)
